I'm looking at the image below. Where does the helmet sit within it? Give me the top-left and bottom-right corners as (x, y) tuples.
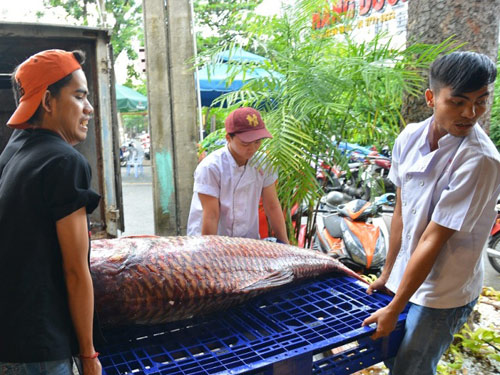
(326, 191), (344, 207)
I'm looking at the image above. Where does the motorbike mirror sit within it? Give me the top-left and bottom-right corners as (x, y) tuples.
(374, 193), (396, 207)
(326, 191), (345, 207)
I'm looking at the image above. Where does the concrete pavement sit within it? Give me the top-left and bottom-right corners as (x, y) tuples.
(120, 163), (155, 236)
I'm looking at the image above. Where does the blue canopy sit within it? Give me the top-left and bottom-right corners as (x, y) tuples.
(196, 48), (276, 107)
(216, 48), (267, 63)
(197, 63), (274, 107)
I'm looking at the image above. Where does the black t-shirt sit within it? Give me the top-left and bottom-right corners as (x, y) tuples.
(0, 129), (32, 173)
(0, 129), (100, 362)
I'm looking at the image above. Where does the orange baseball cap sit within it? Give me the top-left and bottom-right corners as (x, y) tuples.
(7, 49), (82, 129)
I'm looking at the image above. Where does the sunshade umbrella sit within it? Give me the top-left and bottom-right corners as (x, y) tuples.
(196, 48), (274, 107)
(196, 63), (274, 107)
(115, 84), (148, 113)
(216, 47), (267, 63)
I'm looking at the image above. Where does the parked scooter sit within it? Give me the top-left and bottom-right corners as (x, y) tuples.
(315, 153), (394, 201)
(310, 192), (395, 275)
(487, 203), (500, 273)
(120, 144), (130, 167)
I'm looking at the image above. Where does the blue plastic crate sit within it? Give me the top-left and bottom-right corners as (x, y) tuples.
(99, 274), (406, 375)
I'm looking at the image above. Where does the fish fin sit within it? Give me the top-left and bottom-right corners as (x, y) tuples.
(241, 270), (295, 292)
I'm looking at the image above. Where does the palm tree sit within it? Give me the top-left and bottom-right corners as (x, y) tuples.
(199, 0), (454, 242)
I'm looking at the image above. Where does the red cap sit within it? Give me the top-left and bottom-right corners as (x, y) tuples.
(7, 49), (82, 129)
(224, 107), (272, 142)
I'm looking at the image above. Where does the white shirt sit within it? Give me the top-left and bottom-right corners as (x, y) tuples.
(387, 117), (500, 308)
(187, 145), (278, 238)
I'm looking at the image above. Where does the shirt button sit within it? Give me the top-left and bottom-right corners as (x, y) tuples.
(411, 208), (416, 214)
(403, 201), (407, 206)
(419, 181), (424, 186)
(406, 234), (411, 240)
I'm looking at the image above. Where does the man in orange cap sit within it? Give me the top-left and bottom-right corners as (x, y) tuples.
(0, 50), (101, 375)
(187, 107), (288, 244)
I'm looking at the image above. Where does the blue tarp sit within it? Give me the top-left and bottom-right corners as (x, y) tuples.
(197, 64), (274, 107)
(216, 48), (267, 63)
(197, 48), (274, 107)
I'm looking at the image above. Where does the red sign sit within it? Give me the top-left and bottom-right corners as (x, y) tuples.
(313, 0), (408, 30)
(360, 0), (406, 15)
(332, 0), (356, 14)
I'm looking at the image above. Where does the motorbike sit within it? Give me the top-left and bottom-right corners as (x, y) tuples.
(487, 202), (500, 273)
(310, 191), (395, 275)
(120, 144), (130, 167)
(315, 151), (394, 201)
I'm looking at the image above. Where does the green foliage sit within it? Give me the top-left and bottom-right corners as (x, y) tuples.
(44, 0), (92, 25)
(198, 128), (226, 157)
(489, 50), (500, 151)
(201, 107), (231, 134)
(438, 287), (500, 374)
(122, 113), (147, 137)
(125, 77), (148, 97)
(43, 0), (143, 80)
(438, 322), (500, 374)
(197, 0), (457, 241)
(194, 0), (264, 55)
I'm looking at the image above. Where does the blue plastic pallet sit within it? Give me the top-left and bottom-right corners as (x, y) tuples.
(99, 274), (407, 375)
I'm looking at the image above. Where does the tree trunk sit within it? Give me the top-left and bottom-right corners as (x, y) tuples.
(402, 0), (500, 133)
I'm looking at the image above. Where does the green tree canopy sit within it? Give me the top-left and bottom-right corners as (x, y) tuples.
(43, 0), (143, 80)
(194, 0), (264, 55)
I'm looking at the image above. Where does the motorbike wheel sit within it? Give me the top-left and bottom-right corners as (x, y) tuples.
(488, 233), (500, 273)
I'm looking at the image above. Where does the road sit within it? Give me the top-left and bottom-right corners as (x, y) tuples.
(120, 164), (155, 236)
(119, 165), (500, 290)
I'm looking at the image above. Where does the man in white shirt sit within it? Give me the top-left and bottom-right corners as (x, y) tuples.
(187, 107), (289, 244)
(362, 51), (499, 374)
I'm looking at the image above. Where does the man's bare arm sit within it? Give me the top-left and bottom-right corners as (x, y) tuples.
(199, 193), (220, 235)
(57, 207), (101, 375)
(363, 221), (455, 339)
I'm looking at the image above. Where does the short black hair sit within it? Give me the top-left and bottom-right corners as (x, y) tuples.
(11, 50), (86, 125)
(429, 51), (497, 94)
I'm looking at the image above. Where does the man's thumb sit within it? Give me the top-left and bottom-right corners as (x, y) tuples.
(362, 315), (375, 327)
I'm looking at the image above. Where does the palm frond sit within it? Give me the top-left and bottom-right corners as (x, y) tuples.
(197, 0), (453, 240)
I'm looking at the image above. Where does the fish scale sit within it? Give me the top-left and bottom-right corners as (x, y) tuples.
(91, 235), (366, 326)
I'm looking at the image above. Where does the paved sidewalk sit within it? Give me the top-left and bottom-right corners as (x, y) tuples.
(120, 164), (155, 236)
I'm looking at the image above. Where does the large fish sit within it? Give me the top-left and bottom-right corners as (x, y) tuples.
(90, 235), (366, 326)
